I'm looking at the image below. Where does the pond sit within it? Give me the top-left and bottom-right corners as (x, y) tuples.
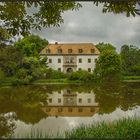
(0, 82), (140, 138)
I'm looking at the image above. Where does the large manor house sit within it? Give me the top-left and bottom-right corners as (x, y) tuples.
(40, 42), (100, 73)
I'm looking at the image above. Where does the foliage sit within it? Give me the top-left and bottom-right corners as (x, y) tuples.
(0, 27), (11, 46)
(0, 2), (82, 37)
(0, 1), (140, 38)
(120, 45), (140, 76)
(66, 117), (140, 139)
(0, 46), (23, 76)
(0, 86), (47, 125)
(15, 35), (48, 57)
(9, 35), (48, 85)
(93, 1), (140, 17)
(96, 42), (116, 53)
(94, 49), (121, 82)
(0, 114), (16, 138)
(68, 70), (93, 82)
(46, 68), (67, 79)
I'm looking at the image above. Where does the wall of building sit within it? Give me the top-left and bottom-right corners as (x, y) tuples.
(76, 55), (99, 71)
(42, 54), (99, 72)
(47, 56), (64, 71)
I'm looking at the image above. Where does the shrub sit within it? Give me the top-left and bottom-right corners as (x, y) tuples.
(11, 75), (33, 86)
(46, 68), (67, 79)
(16, 68), (28, 79)
(68, 70), (93, 82)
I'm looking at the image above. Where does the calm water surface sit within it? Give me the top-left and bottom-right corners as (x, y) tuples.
(0, 82), (140, 138)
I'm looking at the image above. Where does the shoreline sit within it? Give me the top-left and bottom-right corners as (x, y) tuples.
(0, 76), (140, 86)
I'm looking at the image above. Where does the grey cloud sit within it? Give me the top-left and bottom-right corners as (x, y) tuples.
(31, 2), (140, 50)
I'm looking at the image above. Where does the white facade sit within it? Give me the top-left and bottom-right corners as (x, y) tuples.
(40, 43), (100, 73)
(45, 55), (99, 73)
(47, 56), (64, 71)
(76, 55), (98, 71)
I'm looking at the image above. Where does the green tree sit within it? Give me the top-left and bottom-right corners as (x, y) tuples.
(94, 1), (140, 17)
(15, 35), (48, 57)
(96, 42), (116, 53)
(11, 35), (48, 85)
(0, 1), (140, 38)
(0, 27), (11, 47)
(0, 2), (82, 37)
(0, 46), (23, 76)
(94, 49), (121, 82)
(120, 45), (140, 76)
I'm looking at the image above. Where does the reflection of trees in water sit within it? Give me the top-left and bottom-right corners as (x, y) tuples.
(0, 83), (140, 124)
(0, 86), (47, 124)
(0, 113), (16, 138)
(44, 82), (140, 114)
(94, 82), (140, 114)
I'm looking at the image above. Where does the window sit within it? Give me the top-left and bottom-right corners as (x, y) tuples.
(68, 49), (72, 53)
(95, 58), (98, 62)
(58, 58), (61, 63)
(79, 58), (82, 63)
(91, 49), (95, 53)
(58, 98), (61, 103)
(49, 98), (52, 103)
(88, 58), (91, 63)
(49, 59), (52, 63)
(58, 68), (61, 71)
(46, 49), (50, 54)
(78, 49), (83, 53)
(88, 98), (91, 103)
(57, 49), (62, 54)
(78, 68), (82, 71)
(88, 68), (91, 72)
(79, 98), (82, 103)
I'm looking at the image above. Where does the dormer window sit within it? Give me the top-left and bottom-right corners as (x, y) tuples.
(78, 49), (83, 53)
(91, 49), (95, 53)
(46, 49), (50, 54)
(57, 49), (62, 54)
(68, 49), (72, 53)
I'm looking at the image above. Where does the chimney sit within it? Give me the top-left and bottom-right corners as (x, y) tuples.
(55, 42), (58, 45)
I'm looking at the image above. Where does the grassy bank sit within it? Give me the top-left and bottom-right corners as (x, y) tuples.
(13, 118), (140, 138)
(1, 76), (140, 86)
(31, 78), (82, 85)
(123, 76), (140, 82)
(65, 117), (140, 139)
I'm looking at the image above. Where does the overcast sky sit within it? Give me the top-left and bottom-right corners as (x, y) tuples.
(31, 2), (140, 51)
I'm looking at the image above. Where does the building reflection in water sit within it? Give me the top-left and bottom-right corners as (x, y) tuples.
(42, 89), (99, 117)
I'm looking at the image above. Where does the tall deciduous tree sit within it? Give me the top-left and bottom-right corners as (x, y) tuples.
(15, 35), (48, 57)
(94, 49), (121, 82)
(96, 42), (116, 53)
(0, 46), (23, 76)
(120, 45), (140, 76)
